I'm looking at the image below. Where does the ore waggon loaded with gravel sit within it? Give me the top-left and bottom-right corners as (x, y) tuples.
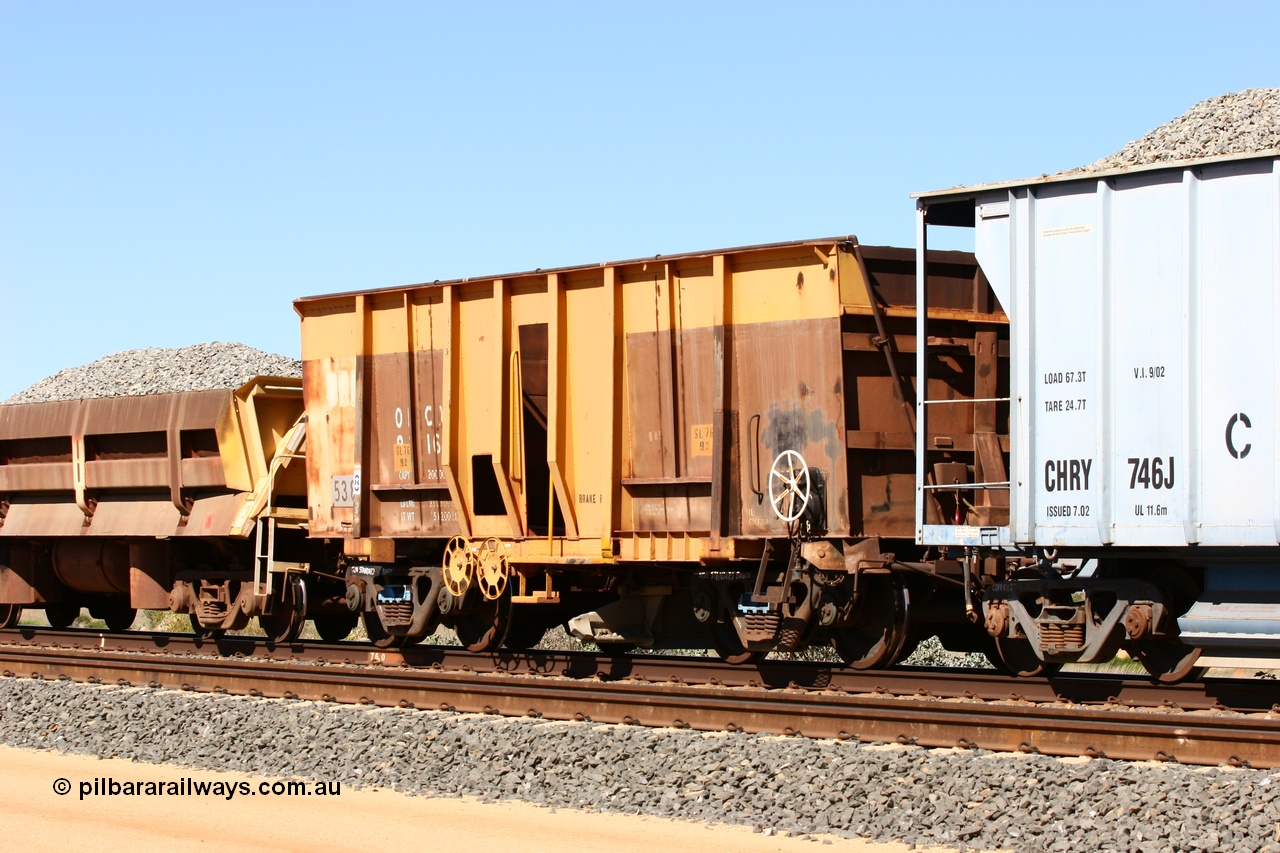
(2, 92), (1279, 688)
(915, 150), (1280, 681)
(0, 375), (359, 642)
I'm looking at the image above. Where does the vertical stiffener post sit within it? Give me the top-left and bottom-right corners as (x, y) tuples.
(1182, 169), (1202, 544)
(915, 201), (928, 538)
(1272, 159), (1280, 544)
(545, 272), (578, 539)
(441, 285), (471, 539)
(1096, 179), (1114, 544)
(352, 293), (369, 539)
(710, 253), (732, 549)
(601, 265), (619, 557)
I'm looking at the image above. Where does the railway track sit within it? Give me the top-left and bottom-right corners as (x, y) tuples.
(3, 627), (1279, 768)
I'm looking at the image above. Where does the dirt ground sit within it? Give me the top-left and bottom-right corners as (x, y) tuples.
(0, 744), (968, 852)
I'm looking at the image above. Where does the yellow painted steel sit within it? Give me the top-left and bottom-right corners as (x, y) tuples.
(216, 376), (305, 493)
(296, 238), (876, 549)
(216, 377), (307, 538)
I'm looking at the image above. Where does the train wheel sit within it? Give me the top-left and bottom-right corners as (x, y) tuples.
(362, 609), (408, 649)
(992, 635), (1060, 678)
(0, 604), (21, 629)
(707, 622), (764, 666)
(1130, 638), (1203, 684)
(189, 612), (225, 640)
(102, 606), (137, 632)
(312, 613), (359, 643)
(259, 576), (306, 644)
(454, 590), (511, 652)
(45, 604), (80, 629)
(833, 575), (909, 669)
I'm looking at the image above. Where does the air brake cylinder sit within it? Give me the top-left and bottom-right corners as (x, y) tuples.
(51, 541), (130, 595)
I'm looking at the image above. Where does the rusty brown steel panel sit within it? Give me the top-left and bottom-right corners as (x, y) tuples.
(628, 484), (712, 532)
(626, 330), (667, 481)
(0, 568), (33, 605)
(676, 327), (715, 481)
(0, 462), (74, 492)
(78, 390), (230, 435)
(411, 346), (461, 537)
(2, 493), (249, 539)
(176, 493), (247, 537)
(83, 458), (169, 489)
(178, 456), (226, 488)
(848, 469), (916, 538)
(0, 549), (38, 604)
(0, 501), (87, 537)
(0, 400), (82, 441)
(859, 245), (988, 312)
(366, 350), (415, 538)
(622, 324), (731, 533)
(82, 497), (183, 537)
(841, 311), (919, 537)
(0, 543), (56, 604)
(412, 348), (446, 485)
(302, 356), (358, 538)
(128, 540), (171, 609)
(0, 391), (239, 526)
(733, 317), (848, 538)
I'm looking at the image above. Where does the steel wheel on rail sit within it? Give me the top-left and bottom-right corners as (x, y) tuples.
(1125, 564), (1203, 683)
(1130, 638), (1203, 684)
(707, 622), (765, 666)
(0, 604), (21, 629)
(259, 575), (307, 645)
(312, 612), (359, 643)
(44, 604), (80, 629)
(454, 587), (512, 653)
(833, 574), (910, 669)
(102, 605), (137, 632)
(991, 635), (1060, 678)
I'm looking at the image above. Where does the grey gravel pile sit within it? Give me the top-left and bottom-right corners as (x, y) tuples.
(4, 343), (302, 404)
(1079, 88), (1280, 172)
(901, 636), (993, 669)
(3, 677), (1276, 851)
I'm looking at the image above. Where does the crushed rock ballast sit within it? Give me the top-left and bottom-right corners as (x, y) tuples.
(1, 677), (1276, 852)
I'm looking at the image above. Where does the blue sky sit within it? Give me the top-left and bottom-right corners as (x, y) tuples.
(2, 1), (1277, 400)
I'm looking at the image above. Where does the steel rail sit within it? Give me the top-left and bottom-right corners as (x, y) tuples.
(3, 627), (1277, 712)
(2, 631), (1279, 768)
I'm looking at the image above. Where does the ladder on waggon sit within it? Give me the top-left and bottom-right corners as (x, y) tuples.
(913, 232), (1012, 550)
(252, 418), (310, 602)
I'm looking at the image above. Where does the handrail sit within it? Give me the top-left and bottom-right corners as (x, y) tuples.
(921, 482), (1010, 491)
(921, 397), (1010, 405)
